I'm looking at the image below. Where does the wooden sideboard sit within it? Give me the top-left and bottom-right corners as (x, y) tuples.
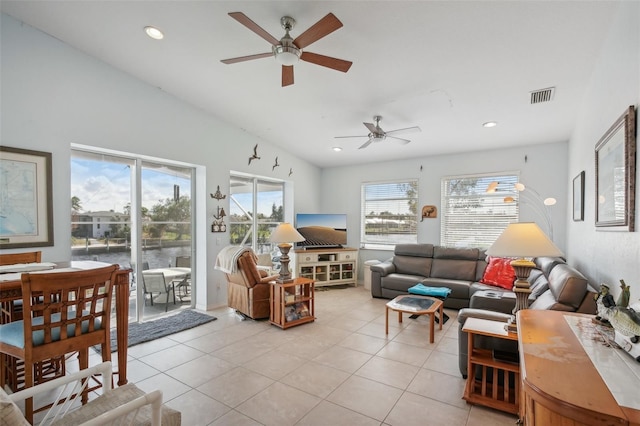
(517, 310), (640, 426)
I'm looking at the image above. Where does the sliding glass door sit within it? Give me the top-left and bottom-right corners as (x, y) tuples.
(71, 148), (194, 322)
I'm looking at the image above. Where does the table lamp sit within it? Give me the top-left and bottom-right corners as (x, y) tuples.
(269, 222), (305, 283)
(486, 222), (563, 332)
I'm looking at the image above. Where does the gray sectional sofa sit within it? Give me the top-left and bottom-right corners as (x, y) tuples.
(370, 244), (487, 309)
(369, 243), (599, 378)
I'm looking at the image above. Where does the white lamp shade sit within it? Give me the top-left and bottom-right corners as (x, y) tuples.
(486, 222), (563, 258)
(269, 222), (305, 243)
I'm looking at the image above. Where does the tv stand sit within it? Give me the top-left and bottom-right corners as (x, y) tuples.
(294, 247), (357, 287)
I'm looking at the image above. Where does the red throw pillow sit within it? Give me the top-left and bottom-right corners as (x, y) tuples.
(480, 257), (516, 290)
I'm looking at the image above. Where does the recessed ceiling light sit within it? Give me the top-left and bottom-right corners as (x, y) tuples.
(332, 147), (343, 152)
(483, 121), (497, 128)
(144, 26), (164, 40)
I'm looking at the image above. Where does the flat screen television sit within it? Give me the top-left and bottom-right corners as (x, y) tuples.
(295, 213), (347, 248)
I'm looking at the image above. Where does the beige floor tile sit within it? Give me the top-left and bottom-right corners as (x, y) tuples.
(123, 359), (161, 384)
(375, 340), (432, 367)
(208, 409), (263, 426)
(312, 345), (373, 374)
(424, 350), (464, 378)
(165, 389), (231, 425)
(135, 372), (191, 403)
(211, 337), (277, 364)
(236, 381), (321, 426)
(127, 337), (178, 358)
(435, 336), (460, 355)
(165, 354), (235, 387)
(407, 368), (468, 409)
(355, 356), (420, 390)
(338, 332), (388, 354)
(297, 400), (381, 426)
(243, 348), (308, 380)
(326, 375), (403, 421)
(138, 343), (205, 371)
(386, 391), (470, 425)
(196, 366), (273, 408)
(280, 360), (350, 398)
(466, 405), (518, 425)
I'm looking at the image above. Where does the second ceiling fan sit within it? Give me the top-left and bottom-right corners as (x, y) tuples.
(221, 12), (352, 87)
(335, 116), (421, 149)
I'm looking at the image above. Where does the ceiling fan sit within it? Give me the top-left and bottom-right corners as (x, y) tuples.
(220, 12), (352, 87)
(335, 116), (421, 149)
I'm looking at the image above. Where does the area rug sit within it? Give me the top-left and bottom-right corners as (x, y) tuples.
(95, 309), (217, 353)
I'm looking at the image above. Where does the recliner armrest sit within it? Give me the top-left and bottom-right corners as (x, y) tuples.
(370, 261), (395, 277)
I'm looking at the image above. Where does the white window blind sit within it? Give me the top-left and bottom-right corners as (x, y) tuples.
(361, 180), (418, 248)
(441, 174), (519, 248)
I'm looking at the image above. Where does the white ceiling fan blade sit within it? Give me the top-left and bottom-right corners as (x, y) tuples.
(385, 126), (421, 136)
(334, 135), (368, 139)
(363, 122), (379, 134)
(358, 138), (375, 149)
(387, 135), (411, 144)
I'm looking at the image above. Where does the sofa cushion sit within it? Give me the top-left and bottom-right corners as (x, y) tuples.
(395, 243), (434, 257)
(479, 257), (515, 290)
(381, 274), (430, 293)
(529, 289), (575, 311)
(420, 277), (471, 300)
(393, 256), (432, 277)
(548, 264), (588, 309)
(430, 247), (479, 281)
(534, 256), (565, 277)
(528, 269), (550, 299)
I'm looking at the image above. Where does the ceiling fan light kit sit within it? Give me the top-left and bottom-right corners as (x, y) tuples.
(221, 12), (352, 86)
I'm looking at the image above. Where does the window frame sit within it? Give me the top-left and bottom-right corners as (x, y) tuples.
(440, 172), (519, 249)
(360, 179), (419, 250)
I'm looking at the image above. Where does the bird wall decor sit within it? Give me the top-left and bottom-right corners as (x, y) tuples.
(273, 156), (279, 171)
(248, 144), (260, 165)
(289, 168), (293, 176)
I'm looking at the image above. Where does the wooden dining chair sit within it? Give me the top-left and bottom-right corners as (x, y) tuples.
(0, 251), (43, 323)
(0, 264), (119, 424)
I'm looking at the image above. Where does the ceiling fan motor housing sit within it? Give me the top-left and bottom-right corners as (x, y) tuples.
(273, 16), (301, 65)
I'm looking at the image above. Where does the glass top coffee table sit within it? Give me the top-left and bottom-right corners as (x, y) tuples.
(385, 295), (444, 343)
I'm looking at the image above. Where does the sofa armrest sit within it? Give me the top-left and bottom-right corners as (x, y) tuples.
(370, 261), (395, 276)
(457, 308), (516, 378)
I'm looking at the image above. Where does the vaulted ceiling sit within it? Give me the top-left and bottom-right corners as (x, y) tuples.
(0, 1), (618, 167)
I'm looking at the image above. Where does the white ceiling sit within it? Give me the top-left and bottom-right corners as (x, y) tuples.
(1, 1), (619, 168)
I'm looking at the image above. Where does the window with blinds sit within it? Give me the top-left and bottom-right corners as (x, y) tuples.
(361, 180), (418, 249)
(441, 173), (519, 248)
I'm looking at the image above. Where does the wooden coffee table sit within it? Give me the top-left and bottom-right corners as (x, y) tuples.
(385, 295), (443, 343)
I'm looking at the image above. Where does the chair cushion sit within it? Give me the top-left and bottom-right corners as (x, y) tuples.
(0, 311), (102, 349)
(51, 383), (181, 426)
(0, 387), (30, 426)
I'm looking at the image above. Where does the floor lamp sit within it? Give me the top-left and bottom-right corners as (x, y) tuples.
(269, 223), (305, 283)
(486, 222), (563, 332)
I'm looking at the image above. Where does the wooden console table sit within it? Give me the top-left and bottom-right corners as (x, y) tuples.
(518, 310), (640, 426)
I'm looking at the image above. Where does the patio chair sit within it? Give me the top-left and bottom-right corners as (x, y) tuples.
(142, 272), (176, 312)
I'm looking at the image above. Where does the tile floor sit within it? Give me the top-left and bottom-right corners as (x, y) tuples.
(100, 286), (519, 425)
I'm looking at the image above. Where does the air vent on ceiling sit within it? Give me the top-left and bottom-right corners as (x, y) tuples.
(530, 87), (555, 104)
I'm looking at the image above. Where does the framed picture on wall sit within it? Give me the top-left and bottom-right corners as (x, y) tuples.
(573, 171), (585, 221)
(595, 105), (636, 231)
(0, 146), (54, 248)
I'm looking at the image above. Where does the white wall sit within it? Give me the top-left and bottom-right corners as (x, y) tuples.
(0, 14), (322, 309)
(567, 1), (640, 301)
(321, 141), (568, 279)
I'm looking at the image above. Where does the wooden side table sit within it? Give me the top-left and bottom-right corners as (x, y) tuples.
(270, 277), (315, 329)
(462, 317), (519, 415)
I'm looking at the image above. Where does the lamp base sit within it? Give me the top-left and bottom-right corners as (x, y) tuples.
(507, 258), (536, 333)
(277, 243), (294, 283)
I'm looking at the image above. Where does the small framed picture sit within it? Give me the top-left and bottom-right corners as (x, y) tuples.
(573, 171), (585, 221)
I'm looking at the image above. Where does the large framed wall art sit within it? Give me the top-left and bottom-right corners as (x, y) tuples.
(594, 106), (636, 231)
(0, 146), (54, 248)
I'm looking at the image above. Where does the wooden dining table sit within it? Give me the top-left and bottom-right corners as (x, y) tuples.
(0, 260), (131, 386)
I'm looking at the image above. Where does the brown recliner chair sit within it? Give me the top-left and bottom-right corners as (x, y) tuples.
(225, 251), (280, 319)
